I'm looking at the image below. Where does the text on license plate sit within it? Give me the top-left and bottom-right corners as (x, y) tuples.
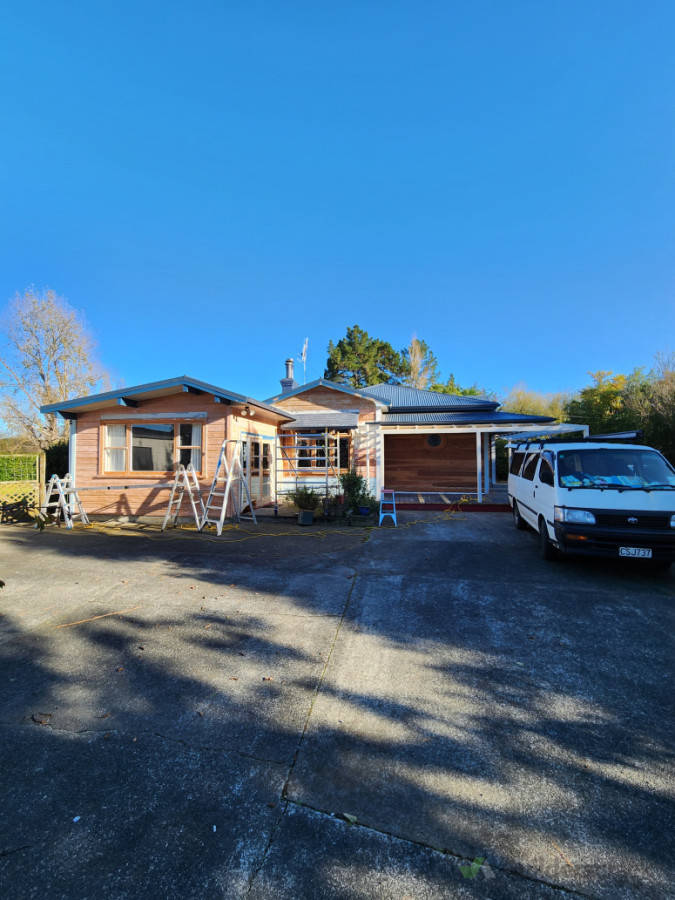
(620, 547), (652, 558)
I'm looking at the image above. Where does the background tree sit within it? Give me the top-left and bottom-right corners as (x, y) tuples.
(563, 370), (641, 435)
(429, 374), (492, 397)
(402, 335), (439, 389)
(325, 325), (406, 387)
(501, 383), (573, 420)
(623, 354), (675, 463)
(0, 287), (108, 449)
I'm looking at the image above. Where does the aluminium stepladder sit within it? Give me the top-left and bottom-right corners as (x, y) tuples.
(200, 439), (257, 536)
(43, 474), (90, 528)
(378, 488), (397, 526)
(162, 464), (205, 530)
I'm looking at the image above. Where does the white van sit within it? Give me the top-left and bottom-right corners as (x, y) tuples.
(507, 440), (675, 569)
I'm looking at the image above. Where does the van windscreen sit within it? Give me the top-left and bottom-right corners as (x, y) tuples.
(557, 449), (675, 490)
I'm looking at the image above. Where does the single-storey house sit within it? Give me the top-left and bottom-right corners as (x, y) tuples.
(40, 360), (568, 518)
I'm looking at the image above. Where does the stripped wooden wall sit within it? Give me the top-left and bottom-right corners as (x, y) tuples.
(383, 434), (478, 491)
(273, 387), (378, 475)
(73, 392), (282, 518)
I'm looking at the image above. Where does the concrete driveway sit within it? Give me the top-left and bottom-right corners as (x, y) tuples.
(0, 512), (673, 899)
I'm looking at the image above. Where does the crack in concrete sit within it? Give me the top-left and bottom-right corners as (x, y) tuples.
(243, 573), (359, 896)
(152, 732), (288, 767)
(0, 845), (31, 858)
(282, 798), (597, 900)
(244, 800), (290, 897)
(280, 571), (358, 802)
(5, 720), (289, 767)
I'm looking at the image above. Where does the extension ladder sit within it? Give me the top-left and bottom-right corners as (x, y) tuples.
(379, 489), (397, 526)
(200, 440), (257, 535)
(162, 464), (205, 530)
(43, 474), (90, 528)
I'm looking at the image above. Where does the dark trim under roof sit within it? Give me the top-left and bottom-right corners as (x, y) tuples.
(378, 412), (557, 426)
(40, 376), (293, 420)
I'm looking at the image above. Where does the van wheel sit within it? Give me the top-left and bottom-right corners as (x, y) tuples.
(512, 501), (526, 530)
(539, 519), (556, 561)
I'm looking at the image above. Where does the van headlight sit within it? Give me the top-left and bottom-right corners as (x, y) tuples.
(670, 514), (675, 528)
(554, 507), (596, 525)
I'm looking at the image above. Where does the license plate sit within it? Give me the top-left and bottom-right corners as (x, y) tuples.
(620, 547), (652, 558)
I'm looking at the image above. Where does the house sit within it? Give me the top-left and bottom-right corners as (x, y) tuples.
(268, 360), (560, 503)
(39, 361), (568, 519)
(40, 376), (292, 518)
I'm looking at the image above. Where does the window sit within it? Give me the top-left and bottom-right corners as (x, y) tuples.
(103, 423), (203, 474)
(132, 424), (174, 471)
(104, 425), (127, 472)
(521, 453), (539, 481)
(297, 438), (312, 468)
(338, 437), (350, 470)
(539, 452), (555, 485)
(178, 424), (202, 470)
(509, 452), (526, 476)
(285, 432), (351, 471)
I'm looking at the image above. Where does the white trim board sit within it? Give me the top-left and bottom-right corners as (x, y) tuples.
(100, 412), (208, 421)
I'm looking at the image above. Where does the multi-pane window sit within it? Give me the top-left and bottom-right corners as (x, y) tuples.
(104, 424), (127, 472)
(103, 423), (203, 474)
(283, 432), (351, 471)
(177, 424), (202, 470)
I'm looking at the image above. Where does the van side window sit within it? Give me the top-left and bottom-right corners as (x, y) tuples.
(509, 452), (526, 476)
(521, 453), (539, 481)
(539, 452), (555, 485)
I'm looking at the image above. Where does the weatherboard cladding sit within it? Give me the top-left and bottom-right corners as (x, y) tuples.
(280, 412), (360, 430)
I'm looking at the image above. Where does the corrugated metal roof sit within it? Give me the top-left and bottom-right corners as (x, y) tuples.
(40, 376), (293, 420)
(359, 383), (497, 410)
(281, 412), (359, 430)
(380, 411), (557, 425)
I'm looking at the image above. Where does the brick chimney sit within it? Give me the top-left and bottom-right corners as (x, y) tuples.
(280, 358), (299, 393)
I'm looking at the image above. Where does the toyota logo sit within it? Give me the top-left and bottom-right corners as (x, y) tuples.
(628, 517), (638, 525)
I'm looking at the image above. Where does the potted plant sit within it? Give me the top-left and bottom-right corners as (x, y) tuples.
(288, 486), (322, 525)
(339, 468), (368, 512)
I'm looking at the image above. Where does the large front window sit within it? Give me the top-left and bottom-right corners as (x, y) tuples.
(557, 448), (675, 490)
(103, 423), (203, 474)
(283, 432), (351, 472)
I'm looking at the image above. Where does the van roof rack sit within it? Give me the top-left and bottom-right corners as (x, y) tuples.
(507, 430), (644, 451)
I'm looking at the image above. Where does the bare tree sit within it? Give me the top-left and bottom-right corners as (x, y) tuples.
(403, 334), (439, 390)
(0, 287), (108, 449)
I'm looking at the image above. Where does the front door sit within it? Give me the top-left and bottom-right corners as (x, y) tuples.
(242, 436), (275, 506)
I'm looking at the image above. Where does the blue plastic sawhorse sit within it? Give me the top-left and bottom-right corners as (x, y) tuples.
(379, 489), (397, 526)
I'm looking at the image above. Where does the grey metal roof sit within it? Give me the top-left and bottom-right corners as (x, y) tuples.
(40, 376), (293, 420)
(281, 412), (360, 430)
(379, 411), (557, 426)
(359, 383), (498, 411)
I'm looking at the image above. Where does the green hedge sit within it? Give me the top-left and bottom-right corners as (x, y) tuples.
(0, 454), (39, 482)
(45, 441), (69, 480)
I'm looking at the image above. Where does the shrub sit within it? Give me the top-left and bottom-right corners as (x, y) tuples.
(287, 486), (322, 510)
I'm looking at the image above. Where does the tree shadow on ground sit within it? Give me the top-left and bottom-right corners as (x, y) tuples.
(0, 521), (673, 899)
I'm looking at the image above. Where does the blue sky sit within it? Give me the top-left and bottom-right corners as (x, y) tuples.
(1, 1), (673, 402)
